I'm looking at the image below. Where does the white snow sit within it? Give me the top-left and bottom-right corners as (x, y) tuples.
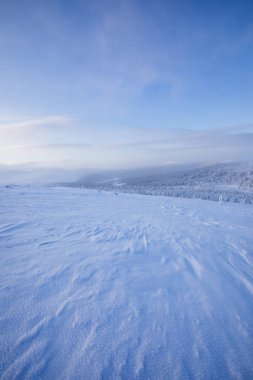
(0, 185), (253, 379)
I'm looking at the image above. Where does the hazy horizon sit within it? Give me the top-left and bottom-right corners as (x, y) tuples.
(1, 159), (253, 185)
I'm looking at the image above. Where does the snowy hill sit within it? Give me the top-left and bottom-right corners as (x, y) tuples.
(1, 185), (253, 378)
(61, 162), (253, 204)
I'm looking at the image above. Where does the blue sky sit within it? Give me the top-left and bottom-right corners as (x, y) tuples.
(0, 0), (253, 169)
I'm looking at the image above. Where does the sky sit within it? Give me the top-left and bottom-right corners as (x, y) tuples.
(0, 0), (253, 171)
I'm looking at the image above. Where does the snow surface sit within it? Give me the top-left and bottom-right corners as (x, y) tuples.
(1, 185), (253, 379)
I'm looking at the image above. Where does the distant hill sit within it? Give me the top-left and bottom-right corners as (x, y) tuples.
(58, 162), (253, 204)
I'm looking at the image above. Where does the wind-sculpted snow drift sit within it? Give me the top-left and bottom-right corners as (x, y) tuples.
(0, 185), (253, 379)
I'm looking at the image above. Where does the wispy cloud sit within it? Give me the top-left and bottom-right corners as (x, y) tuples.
(1, 119), (252, 169)
(0, 115), (73, 148)
(0, 115), (71, 129)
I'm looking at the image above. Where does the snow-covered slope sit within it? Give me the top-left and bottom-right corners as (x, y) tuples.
(1, 186), (253, 379)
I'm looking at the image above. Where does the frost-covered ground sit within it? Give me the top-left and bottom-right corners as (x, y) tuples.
(1, 185), (253, 379)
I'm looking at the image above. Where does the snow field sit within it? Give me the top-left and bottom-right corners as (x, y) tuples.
(0, 186), (253, 379)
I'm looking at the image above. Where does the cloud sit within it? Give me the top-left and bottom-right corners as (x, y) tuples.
(0, 115), (73, 149)
(0, 115), (71, 129)
(72, 0), (184, 105)
(0, 119), (252, 169)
